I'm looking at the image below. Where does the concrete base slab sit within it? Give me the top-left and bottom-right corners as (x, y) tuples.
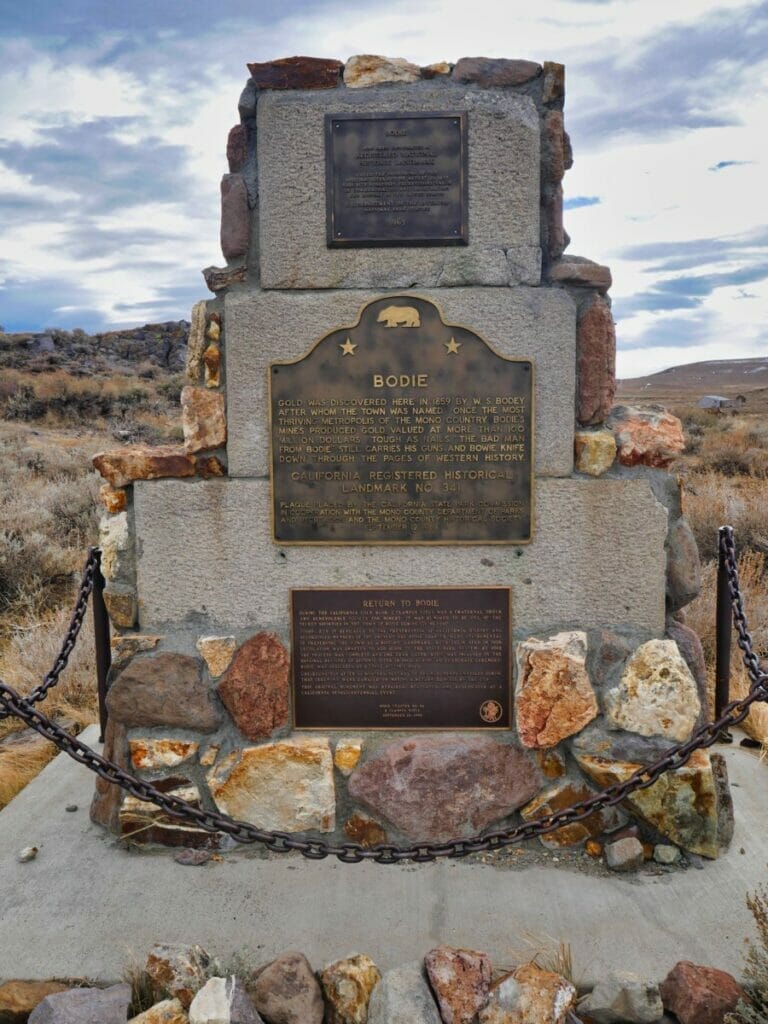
(0, 726), (762, 985)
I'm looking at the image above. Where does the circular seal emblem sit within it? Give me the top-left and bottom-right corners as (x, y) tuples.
(479, 699), (503, 724)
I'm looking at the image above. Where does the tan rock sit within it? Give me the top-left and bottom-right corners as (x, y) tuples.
(104, 585), (137, 628)
(515, 632), (598, 748)
(479, 964), (576, 1023)
(181, 387), (226, 454)
(195, 456), (226, 479)
(99, 483), (128, 513)
(202, 264), (247, 293)
(534, 748), (567, 780)
(0, 979), (71, 1021)
(196, 635), (237, 677)
(99, 512), (132, 582)
(344, 54), (421, 88)
(206, 318), (220, 342)
(575, 748), (722, 857)
(574, 430), (616, 476)
(111, 634), (162, 672)
(208, 738), (335, 833)
(129, 737), (199, 771)
(609, 405), (685, 468)
(203, 341), (221, 388)
(93, 445), (196, 488)
(550, 259), (612, 291)
(344, 812), (388, 847)
(145, 944), (211, 1010)
(606, 639), (701, 741)
(186, 300), (208, 384)
(129, 998), (189, 1023)
(422, 61), (452, 78)
(521, 780), (625, 849)
(320, 954), (381, 1024)
(199, 743), (220, 767)
(334, 738), (363, 776)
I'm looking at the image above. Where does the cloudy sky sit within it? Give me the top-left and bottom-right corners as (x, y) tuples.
(1, 0), (766, 377)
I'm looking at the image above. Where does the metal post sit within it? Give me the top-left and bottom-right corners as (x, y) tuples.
(91, 548), (112, 743)
(715, 526), (733, 742)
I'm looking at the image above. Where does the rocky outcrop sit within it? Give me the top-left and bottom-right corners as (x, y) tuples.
(347, 736), (538, 842)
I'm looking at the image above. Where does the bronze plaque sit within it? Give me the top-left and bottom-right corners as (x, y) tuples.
(269, 295), (533, 544)
(326, 112), (468, 247)
(291, 587), (511, 730)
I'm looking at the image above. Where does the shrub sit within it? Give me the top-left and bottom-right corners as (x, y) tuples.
(726, 886), (768, 1023)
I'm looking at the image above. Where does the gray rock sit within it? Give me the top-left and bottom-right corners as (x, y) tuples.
(257, 85), (541, 289)
(580, 971), (663, 1023)
(220, 174), (250, 261)
(28, 983), (131, 1023)
(436, 248), (511, 286)
(367, 962), (442, 1024)
(711, 752), (735, 850)
(666, 517), (702, 611)
(238, 79), (258, 120)
(604, 837), (645, 872)
(451, 57), (542, 87)
(666, 619), (708, 723)
(654, 844), (681, 865)
(134, 477), (668, 637)
(190, 977), (263, 1024)
(247, 952), (323, 1024)
(105, 653), (219, 732)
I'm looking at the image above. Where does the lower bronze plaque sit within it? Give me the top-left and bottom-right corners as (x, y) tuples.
(291, 587), (511, 730)
(270, 295), (533, 544)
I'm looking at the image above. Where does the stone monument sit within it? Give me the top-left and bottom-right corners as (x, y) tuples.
(91, 53), (731, 860)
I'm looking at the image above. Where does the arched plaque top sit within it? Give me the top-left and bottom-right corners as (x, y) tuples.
(269, 295), (533, 545)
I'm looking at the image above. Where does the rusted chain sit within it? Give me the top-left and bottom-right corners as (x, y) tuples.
(0, 529), (765, 863)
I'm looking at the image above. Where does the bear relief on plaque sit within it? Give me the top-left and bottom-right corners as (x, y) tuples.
(269, 295), (533, 544)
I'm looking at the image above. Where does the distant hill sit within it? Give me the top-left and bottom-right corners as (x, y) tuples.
(618, 357), (768, 409)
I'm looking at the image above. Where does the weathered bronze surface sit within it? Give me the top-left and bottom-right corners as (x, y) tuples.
(269, 295), (533, 544)
(326, 112), (468, 247)
(291, 587), (511, 730)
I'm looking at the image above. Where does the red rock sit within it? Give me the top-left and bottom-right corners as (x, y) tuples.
(93, 445), (196, 487)
(220, 174), (249, 261)
(217, 632), (290, 741)
(181, 387), (227, 453)
(543, 184), (567, 260)
(543, 110), (566, 184)
(577, 298), (616, 425)
(348, 736), (538, 842)
(609, 405), (685, 467)
(89, 720), (127, 830)
(425, 946), (492, 1024)
(196, 455), (226, 478)
(227, 124), (247, 172)
(452, 57), (541, 87)
(247, 952), (324, 1024)
(247, 56), (342, 90)
(106, 653), (221, 732)
(660, 961), (745, 1024)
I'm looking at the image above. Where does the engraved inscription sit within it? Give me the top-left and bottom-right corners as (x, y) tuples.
(269, 296), (533, 544)
(291, 587), (511, 729)
(326, 113), (468, 247)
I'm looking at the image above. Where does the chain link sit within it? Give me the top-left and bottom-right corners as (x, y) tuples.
(0, 533), (765, 863)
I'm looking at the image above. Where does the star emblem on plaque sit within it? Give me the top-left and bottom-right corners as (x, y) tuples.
(269, 295), (533, 544)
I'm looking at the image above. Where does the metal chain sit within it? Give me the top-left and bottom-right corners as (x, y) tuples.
(0, 533), (765, 864)
(0, 548), (98, 722)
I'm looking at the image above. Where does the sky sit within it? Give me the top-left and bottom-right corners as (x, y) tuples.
(0, 0), (766, 378)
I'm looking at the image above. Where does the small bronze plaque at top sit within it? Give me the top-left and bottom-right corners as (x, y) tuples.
(269, 295), (533, 545)
(291, 586), (511, 730)
(326, 111), (468, 247)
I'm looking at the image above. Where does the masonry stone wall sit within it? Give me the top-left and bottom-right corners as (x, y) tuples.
(89, 55), (730, 866)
